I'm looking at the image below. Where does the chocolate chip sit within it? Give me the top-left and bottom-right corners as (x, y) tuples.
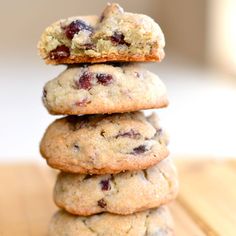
(64, 20), (93, 39)
(49, 45), (70, 60)
(97, 199), (106, 208)
(100, 179), (111, 191)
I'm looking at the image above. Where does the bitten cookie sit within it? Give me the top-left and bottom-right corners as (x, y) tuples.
(38, 3), (165, 64)
(40, 112), (169, 174)
(48, 206), (174, 236)
(43, 63), (168, 115)
(54, 158), (178, 216)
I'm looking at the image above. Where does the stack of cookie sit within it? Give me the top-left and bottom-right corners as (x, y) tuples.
(38, 3), (178, 236)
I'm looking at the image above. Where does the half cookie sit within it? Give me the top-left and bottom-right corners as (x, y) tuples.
(40, 112), (169, 174)
(48, 206), (174, 236)
(38, 3), (165, 64)
(54, 158), (178, 216)
(43, 63), (168, 115)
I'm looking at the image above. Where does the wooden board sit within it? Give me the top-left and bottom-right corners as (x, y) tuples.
(0, 159), (236, 235)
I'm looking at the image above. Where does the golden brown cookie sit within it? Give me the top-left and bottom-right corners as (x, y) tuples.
(48, 206), (174, 236)
(40, 112), (169, 174)
(43, 63), (168, 115)
(38, 3), (165, 64)
(54, 158), (178, 216)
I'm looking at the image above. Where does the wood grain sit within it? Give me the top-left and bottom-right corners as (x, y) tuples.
(0, 160), (235, 235)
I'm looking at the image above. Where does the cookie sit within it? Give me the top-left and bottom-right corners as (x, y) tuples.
(48, 206), (174, 236)
(38, 3), (165, 64)
(40, 112), (169, 174)
(54, 158), (178, 216)
(43, 63), (168, 115)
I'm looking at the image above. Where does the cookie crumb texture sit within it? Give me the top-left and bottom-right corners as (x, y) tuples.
(40, 112), (169, 174)
(54, 158), (178, 215)
(48, 206), (174, 236)
(38, 3), (165, 64)
(43, 64), (168, 115)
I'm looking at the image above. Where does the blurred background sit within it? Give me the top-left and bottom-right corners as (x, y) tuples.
(0, 0), (235, 162)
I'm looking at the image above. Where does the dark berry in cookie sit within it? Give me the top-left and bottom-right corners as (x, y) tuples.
(96, 74), (113, 85)
(76, 71), (93, 90)
(49, 45), (70, 60)
(115, 129), (141, 139)
(132, 145), (148, 154)
(100, 179), (111, 191)
(110, 32), (130, 46)
(64, 20), (93, 39)
(97, 199), (107, 208)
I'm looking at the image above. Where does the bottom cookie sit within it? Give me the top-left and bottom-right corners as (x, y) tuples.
(48, 206), (173, 236)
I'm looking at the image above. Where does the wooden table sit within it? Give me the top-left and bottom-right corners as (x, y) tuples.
(0, 159), (235, 236)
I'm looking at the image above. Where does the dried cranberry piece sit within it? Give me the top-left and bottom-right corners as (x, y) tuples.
(110, 32), (130, 46)
(75, 71), (93, 90)
(100, 179), (111, 191)
(49, 45), (70, 60)
(64, 20), (93, 39)
(75, 98), (91, 107)
(115, 129), (141, 139)
(97, 199), (106, 208)
(96, 74), (113, 86)
(132, 145), (148, 155)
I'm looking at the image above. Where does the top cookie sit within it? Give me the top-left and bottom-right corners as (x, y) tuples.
(38, 3), (165, 64)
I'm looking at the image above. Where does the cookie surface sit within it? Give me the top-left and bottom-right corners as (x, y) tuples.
(38, 3), (165, 64)
(40, 112), (169, 174)
(48, 206), (174, 236)
(54, 158), (178, 216)
(43, 63), (168, 115)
